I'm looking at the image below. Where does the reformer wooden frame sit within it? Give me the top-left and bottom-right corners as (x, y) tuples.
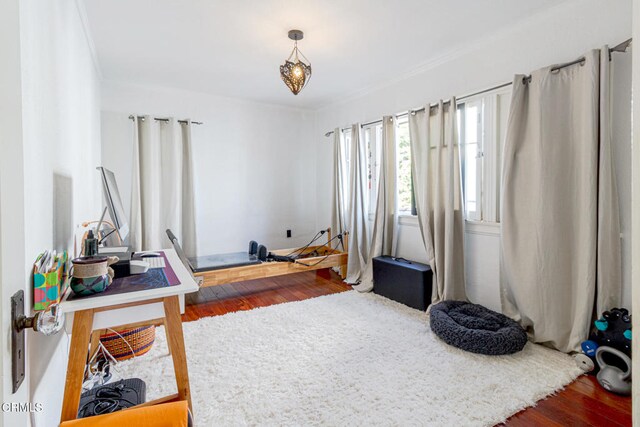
(195, 228), (348, 287)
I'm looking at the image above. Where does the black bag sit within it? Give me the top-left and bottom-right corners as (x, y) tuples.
(78, 378), (146, 418)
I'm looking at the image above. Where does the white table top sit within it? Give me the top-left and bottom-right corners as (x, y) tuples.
(59, 248), (199, 313)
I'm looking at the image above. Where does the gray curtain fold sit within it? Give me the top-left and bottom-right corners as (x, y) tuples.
(330, 127), (347, 251)
(409, 99), (467, 304)
(345, 124), (369, 284)
(500, 47), (621, 353)
(355, 116), (398, 292)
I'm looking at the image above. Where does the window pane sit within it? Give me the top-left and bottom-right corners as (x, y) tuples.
(466, 106), (478, 144)
(458, 90), (510, 224)
(365, 127), (373, 215)
(465, 142), (477, 213)
(343, 130), (351, 173)
(396, 119), (412, 213)
(459, 100), (483, 220)
(375, 124), (382, 187)
(366, 125), (383, 215)
(342, 130), (352, 210)
(365, 127), (372, 195)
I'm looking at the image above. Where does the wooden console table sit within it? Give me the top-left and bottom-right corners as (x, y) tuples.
(58, 248), (199, 423)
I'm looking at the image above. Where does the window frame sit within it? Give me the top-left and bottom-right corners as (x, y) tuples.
(457, 100), (483, 222)
(344, 84), (512, 226)
(394, 116), (417, 217)
(341, 128), (352, 218)
(456, 87), (511, 224)
(363, 124), (382, 218)
(363, 120), (417, 220)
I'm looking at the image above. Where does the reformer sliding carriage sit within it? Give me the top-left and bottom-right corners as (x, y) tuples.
(167, 228), (348, 288)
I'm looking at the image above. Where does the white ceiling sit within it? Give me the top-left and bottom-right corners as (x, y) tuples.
(83, 0), (562, 109)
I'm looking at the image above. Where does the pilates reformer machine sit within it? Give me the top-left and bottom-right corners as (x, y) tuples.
(166, 228), (348, 287)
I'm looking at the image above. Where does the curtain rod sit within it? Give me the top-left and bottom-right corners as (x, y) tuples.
(324, 38), (632, 138)
(128, 115), (203, 125)
(333, 80), (512, 134)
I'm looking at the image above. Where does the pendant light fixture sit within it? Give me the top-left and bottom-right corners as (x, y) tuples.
(280, 30), (312, 95)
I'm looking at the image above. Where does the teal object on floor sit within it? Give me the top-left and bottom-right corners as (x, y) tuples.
(595, 319), (608, 331)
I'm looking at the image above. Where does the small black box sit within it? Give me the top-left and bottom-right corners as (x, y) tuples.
(373, 256), (432, 311)
(109, 251), (131, 279)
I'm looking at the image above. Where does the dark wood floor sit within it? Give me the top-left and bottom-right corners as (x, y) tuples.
(183, 269), (632, 426)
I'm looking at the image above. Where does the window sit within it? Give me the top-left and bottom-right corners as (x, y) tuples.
(457, 100), (482, 221)
(395, 117), (415, 215)
(340, 128), (352, 212)
(343, 128), (352, 170)
(363, 118), (415, 218)
(364, 125), (382, 217)
(457, 88), (511, 223)
(343, 88), (509, 225)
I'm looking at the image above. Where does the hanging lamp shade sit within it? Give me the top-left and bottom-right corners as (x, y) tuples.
(280, 30), (312, 95)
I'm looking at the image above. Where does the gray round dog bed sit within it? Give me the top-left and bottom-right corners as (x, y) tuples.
(430, 300), (527, 355)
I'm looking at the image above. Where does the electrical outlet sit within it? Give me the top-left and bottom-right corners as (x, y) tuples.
(286, 229), (292, 238)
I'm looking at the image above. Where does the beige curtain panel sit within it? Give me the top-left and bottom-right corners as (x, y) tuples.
(409, 99), (467, 303)
(130, 116), (198, 256)
(356, 116), (398, 292)
(345, 124), (370, 284)
(500, 47), (621, 353)
(330, 128), (347, 251)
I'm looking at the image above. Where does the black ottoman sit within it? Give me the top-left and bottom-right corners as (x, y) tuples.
(430, 300), (528, 355)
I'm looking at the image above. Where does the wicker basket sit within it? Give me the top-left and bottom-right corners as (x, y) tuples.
(100, 325), (156, 361)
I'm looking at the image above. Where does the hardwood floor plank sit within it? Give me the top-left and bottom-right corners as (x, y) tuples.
(272, 280), (305, 302)
(502, 409), (565, 427)
(554, 392), (625, 426)
(182, 268), (631, 426)
(570, 376), (632, 416)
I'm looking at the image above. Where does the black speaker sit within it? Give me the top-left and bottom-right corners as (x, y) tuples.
(248, 240), (258, 255)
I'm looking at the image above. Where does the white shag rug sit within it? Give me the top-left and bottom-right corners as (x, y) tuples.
(115, 291), (581, 426)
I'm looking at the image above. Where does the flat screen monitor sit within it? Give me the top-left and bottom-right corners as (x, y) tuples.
(97, 166), (129, 243)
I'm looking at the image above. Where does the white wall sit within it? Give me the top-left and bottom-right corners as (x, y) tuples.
(314, 0), (633, 311)
(0, 1), (102, 426)
(0, 1), (28, 426)
(101, 82), (318, 255)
